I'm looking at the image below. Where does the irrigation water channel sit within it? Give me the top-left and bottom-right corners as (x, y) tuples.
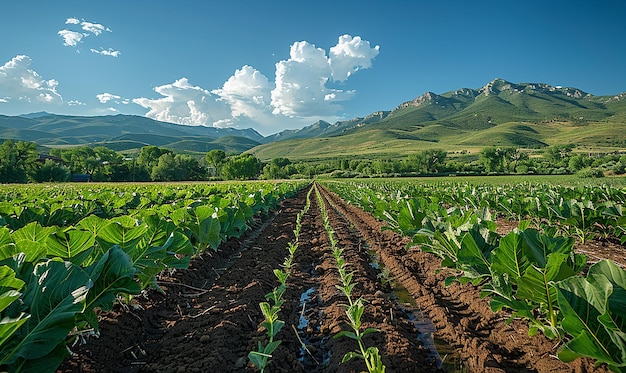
(365, 246), (467, 373)
(294, 235), (466, 371)
(297, 189), (466, 371)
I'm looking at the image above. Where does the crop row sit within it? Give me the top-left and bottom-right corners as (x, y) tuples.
(0, 181), (305, 373)
(325, 180), (626, 244)
(324, 180), (626, 372)
(249, 185), (313, 372)
(314, 184), (386, 373)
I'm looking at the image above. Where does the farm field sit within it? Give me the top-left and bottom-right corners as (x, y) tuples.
(0, 177), (624, 372)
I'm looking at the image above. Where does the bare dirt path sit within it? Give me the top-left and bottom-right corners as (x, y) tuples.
(59, 184), (607, 373)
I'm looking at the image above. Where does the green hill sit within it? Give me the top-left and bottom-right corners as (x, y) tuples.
(0, 113), (264, 153)
(250, 78), (626, 161)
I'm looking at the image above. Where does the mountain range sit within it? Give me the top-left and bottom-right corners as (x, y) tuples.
(0, 113), (264, 154)
(252, 78), (626, 160)
(1, 78), (625, 159)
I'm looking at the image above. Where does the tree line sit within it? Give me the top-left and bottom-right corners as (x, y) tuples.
(0, 139), (624, 184)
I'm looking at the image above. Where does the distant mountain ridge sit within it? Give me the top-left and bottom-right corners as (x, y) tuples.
(250, 78), (626, 160)
(0, 113), (263, 153)
(261, 110), (391, 143)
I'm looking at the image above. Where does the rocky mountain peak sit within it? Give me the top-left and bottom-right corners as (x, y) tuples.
(452, 88), (477, 98)
(479, 78), (516, 96)
(396, 91), (441, 109)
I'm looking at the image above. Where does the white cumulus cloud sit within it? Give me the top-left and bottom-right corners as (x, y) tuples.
(271, 40), (353, 117)
(96, 92), (121, 103)
(0, 55), (63, 106)
(132, 78), (233, 126)
(58, 29), (86, 47)
(131, 35), (379, 134)
(90, 48), (121, 57)
(329, 35), (380, 82)
(80, 21), (111, 35)
(213, 65), (272, 118)
(59, 18), (116, 56)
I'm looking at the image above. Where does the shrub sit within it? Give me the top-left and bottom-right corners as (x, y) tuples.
(576, 167), (604, 178)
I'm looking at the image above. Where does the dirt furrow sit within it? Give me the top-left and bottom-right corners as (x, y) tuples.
(60, 185), (440, 373)
(317, 183), (604, 373)
(60, 184), (607, 373)
(314, 186), (440, 372)
(60, 190), (307, 372)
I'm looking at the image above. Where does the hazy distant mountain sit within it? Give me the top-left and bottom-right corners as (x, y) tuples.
(261, 111), (391, 143)
(250, 78), (626, 160)
(19, 111), (53, 119)
(0, 113), (263, 153)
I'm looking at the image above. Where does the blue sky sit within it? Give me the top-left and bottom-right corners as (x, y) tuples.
(1, 0), (625, 135)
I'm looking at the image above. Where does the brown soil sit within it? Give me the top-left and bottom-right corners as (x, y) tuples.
(59, 184), (616, 373)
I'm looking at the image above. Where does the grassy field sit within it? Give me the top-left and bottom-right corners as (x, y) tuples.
(251, 119), (626, 162)
(320, 174), (626, 188)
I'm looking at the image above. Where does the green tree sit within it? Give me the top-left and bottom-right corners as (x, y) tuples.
(175, 154), (204, 180)
(50, 146), (99, 175)
(261, 157), (294, 179)
(544, 144), (574, 166)
(420, 149), (447, 173)
(507, 148), (529, 173)
(150, 153), (204, 181)
(568, 154), (592, 172)
(221, 154), (262, 180)
(137, 146), (170, 170)
(206, 149), (226, 177)
(405, 149), (447, 174)
(479, 146), (519, 173)
(0, 139), (38, 183)
(151, 153), (178, 181)
(30, 160), (70, 182)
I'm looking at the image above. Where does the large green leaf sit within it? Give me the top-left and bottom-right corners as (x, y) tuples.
(516, 252), (578, 338)
(45, 207), (76, 227)
(10, 222), (56, 244)
(15, 207), (45, 229)
(0, 259), (89, 369)
(82, 246), (140, 329)
(589, 260), (626, 368)
(491, 230), (530, 283)
(159, 231), (193, 269)
(397, 198), (427, 236)
(187, 205), (222, 251)
(421, 229), (459, 266)
(12, 240), (47, 263)
(113, 214), (194, 289)
(96, 216), (147, 251)
(456, 230), (492, 283)
(557, 272), (625, 370)
(45, 228), (95, 264)
(0, 265), (24, 321)
(0, 313), (30, 353)
(483, 271), (535, 319)
(521, 229), (575, 268)
(0, 228), (12, 246)
(12, 342), (69, 373)
(76, 215), (112, 237)
(0, 266), (24, 296)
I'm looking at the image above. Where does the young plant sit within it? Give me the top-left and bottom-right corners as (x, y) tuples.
(248, 285), (286, 372)
(335, 298), (386, 373)
(249, 186), (311, 372)
(314, 184), (386, 373)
